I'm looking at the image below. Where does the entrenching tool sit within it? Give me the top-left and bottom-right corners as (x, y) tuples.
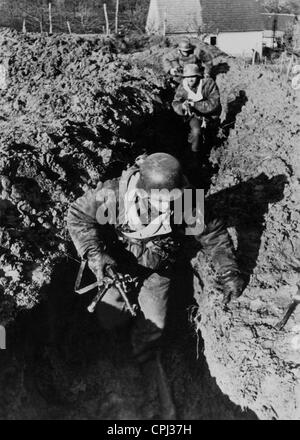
(275, 287), (300, 331)
(75, 261), (138, 316)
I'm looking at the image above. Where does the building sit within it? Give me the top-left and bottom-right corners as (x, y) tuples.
(146, 0), (264, 57)
(262, 13), (298, 48)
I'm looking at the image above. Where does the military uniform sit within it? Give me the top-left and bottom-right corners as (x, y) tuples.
(163, 44), (213, 78)
(172, 74), (221, 153)
(67, 161), (240, 362)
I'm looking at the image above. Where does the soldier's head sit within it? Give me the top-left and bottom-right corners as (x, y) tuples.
(137, 153), (184, 212)
(178, 38), (194, 57)
(182, 63), (202, 88)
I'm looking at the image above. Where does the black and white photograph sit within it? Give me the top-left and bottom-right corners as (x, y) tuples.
(0, 0), (299, 423)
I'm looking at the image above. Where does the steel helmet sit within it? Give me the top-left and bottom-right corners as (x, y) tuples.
(138, 153), (184, 192)
(179, 39), (194, 52)
(182, 63), (202, 78)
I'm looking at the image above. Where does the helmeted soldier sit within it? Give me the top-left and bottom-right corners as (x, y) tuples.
(172, 64), (221, 161)
(163, 38), (213, 80)
(67, 153), (243, 365)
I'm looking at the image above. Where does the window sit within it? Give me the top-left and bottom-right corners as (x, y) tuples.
(210, 36), (217, 46)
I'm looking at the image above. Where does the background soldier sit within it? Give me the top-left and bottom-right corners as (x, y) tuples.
(163, 38), (213, 80)
(172, 64), (221, 163)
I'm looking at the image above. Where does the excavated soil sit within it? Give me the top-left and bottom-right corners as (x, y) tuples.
(194, 62), (300, 420)
(0, 30), (299, 420)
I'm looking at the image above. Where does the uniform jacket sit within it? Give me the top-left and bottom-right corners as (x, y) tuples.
(162, 45), (213, 75)
(172, 77), (221, 118)
(67, 163), (238, 276)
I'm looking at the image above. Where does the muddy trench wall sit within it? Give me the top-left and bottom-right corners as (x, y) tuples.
(193, 62), (300, 420)
(0, 31), (168, 326)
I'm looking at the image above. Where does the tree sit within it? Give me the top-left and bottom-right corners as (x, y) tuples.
(120, 0), (149, 32)
(263, 0), (300, 13)
(0, 0), (151, 33)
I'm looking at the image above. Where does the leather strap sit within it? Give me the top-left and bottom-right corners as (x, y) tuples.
(75, 260), (98, 295)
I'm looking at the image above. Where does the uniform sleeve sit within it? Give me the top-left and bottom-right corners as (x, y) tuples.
(162, 50), (179, 74)
(203, 60), (213, 76)
(172, 85), (186, 115)
(193, 79), (221, 115)
(162, 53), (172, 74)
(195, 209), (239, 275)
(67, 184), (106, 259)
(181, 184), (238, 274)
(200, 49), (213, 75)
(194, 45), (213, 74)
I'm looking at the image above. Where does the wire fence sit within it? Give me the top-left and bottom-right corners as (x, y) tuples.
(0, 1), (148, 35)
(0, 15), (138, 34)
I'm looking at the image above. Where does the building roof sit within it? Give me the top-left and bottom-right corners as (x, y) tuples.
(156, 0), (203, 34)
(262, 13), (297, 31)
(148, 0), (263, 34)
(200, 0), (263, 33)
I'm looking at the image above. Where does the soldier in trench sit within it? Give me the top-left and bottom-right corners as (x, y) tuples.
(163, 38), (213, 81)
(67, 153), (243, 413)
(172, 63), (221, 166)
(67, 153), (243, 353)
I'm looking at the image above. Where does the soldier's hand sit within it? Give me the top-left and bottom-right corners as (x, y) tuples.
(182, 100), (190, 113)
(220, 270), (244, 305)
(88, 252), (117, 282)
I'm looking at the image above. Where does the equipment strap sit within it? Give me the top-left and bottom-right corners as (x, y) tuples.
(75, 260), (98, 295)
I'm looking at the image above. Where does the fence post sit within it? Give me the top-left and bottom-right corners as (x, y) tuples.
(280, 52), (285, 74)
(115, 0), (119, 34)
(287, 53), (294, 81)
(103, 3), (110, 36)
(22, 17), (27, 34)
(163, 10), (167, 37)
(49, 2), (53, 34)
(66, 20), (72, 34)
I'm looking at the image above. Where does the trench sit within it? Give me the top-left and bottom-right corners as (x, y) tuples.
(0, 96), (260, 420)
(0, 252), (258, 420)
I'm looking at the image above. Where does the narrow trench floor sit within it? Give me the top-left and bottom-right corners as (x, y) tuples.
(0, 248), (258, 420)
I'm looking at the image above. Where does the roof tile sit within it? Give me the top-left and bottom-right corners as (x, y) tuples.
(154, 0), (263, 34)
(201, 0), (263, 32)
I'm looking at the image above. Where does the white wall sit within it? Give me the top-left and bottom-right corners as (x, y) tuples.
(146, 0), (160, 34)
(217, 31), (263, 57)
